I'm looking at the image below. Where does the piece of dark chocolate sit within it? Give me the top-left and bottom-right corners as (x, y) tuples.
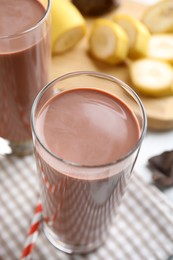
(148, 150), (173, 189)
(71, 0), (120, 16)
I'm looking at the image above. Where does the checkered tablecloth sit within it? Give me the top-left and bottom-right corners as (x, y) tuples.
(0, 154), (173, 260)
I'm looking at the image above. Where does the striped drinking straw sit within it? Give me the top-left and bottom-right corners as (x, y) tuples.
(20, 202), (43, 259)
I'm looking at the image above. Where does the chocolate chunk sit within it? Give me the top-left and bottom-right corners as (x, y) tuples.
(148, 150), (173, 189)
(71, 0), (120, 16)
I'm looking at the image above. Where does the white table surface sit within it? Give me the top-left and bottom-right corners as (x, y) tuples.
(135, 129), (173, 202)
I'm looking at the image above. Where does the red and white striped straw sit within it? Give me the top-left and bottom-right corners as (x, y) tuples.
(20, 202), (43, 259)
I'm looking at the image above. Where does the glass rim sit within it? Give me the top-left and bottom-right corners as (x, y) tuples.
(0, 0), (51, 40)
(31, 71), (147, 169)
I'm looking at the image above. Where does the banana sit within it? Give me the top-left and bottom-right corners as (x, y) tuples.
(147, 34), (173, 64)
(129, 58), (173, 97)
(113, 14), (150, 59)
(51, 0), (87, 54)
(142, 0), (173, 34)
(89, 19), (129, 65)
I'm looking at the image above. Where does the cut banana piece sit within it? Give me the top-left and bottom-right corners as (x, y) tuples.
(142, 0), (173, 33)
(113, 14), (150, 59)
(51, 0), (86, 54)
(147, 34), (173, 64)
(129, 58), (173, 97)
(89, 19), (129, 65)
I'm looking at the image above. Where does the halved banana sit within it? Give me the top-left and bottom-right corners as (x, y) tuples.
(89, 19), (129, 64)
(147, 34), (173, 64)
(51, 0), (87, 54)
(129, 58), (173, 97)
(142, 0), (173, 34)
(113, 14), (150, 59)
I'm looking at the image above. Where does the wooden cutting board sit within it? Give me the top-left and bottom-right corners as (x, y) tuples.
(51, 0), (173, 131)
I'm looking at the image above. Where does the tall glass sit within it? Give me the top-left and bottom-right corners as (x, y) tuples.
(0, 0), (51, 156)
(31, 71), (147, 254)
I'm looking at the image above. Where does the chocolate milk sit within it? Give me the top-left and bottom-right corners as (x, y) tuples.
(35, 88), (140, 250)
(0, 0), (50, 143)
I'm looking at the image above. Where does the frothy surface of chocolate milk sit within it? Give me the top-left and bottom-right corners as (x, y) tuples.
(35, 88), (140, 251)
(0, 0), (49, 143)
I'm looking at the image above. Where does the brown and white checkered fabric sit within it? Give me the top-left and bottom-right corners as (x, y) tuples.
(0, 155), (173, 260)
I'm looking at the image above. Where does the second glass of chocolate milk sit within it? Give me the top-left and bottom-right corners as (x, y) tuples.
(0, 0), (51, 156)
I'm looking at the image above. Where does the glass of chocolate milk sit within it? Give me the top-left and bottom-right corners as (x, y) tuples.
(31, 71), (147, 254)
(0, 0), (51, 156)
